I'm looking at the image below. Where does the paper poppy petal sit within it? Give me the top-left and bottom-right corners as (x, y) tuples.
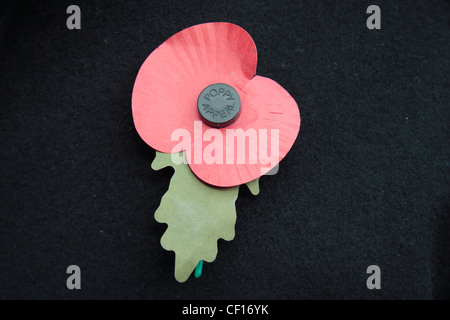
(132, 22), (257, 153)
(188, 75), (301, 187)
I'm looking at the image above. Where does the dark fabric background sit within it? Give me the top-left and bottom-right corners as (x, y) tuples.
(1, 0), (449, 299)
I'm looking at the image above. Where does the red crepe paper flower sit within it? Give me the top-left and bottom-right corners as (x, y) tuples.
(132, 22), (300, 187)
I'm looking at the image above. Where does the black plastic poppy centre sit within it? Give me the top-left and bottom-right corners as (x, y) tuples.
(197, 83), (241, 128)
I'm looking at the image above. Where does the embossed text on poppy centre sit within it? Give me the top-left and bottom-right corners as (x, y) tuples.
(201, 86), (236, 119)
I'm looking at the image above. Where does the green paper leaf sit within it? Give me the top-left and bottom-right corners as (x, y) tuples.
(151, 151), (259, 282)
(246, 178), (260, 196)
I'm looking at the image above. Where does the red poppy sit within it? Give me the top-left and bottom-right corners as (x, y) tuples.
(132, 22), (300, 187)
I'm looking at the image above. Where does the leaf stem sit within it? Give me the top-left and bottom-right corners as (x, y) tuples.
(194, 260), (204, 278)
